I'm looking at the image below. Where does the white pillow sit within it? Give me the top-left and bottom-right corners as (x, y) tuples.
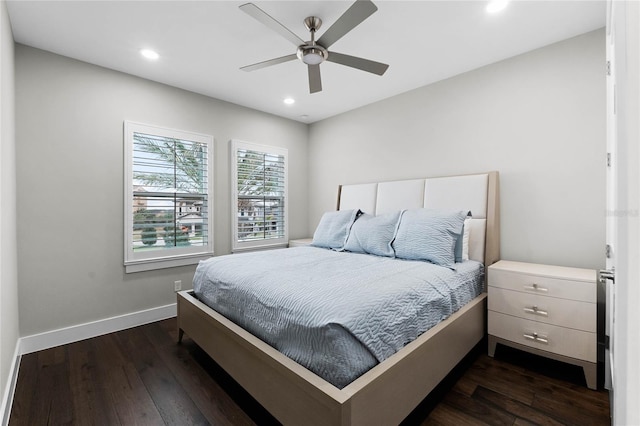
(462, 217), (471, 261)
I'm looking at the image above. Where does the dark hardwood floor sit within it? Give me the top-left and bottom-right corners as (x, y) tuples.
(9, 318), (610, 425)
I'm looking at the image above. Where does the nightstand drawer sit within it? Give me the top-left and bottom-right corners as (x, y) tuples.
(488, 287), (596, 332)
(489, 311), (596, 362)
(489, 268), (595, 303)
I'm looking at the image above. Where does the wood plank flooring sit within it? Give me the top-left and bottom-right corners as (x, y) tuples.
(9, 318), (610, 425)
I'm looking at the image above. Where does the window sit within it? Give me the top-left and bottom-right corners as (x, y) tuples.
(231, 140), (288, 252)
(124, 121), (214, 273)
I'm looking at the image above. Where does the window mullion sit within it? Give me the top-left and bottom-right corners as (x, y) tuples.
(262, 152), (266, 240)
(173, 139), (177, 248)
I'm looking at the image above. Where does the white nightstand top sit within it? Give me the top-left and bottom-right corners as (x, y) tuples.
(489, 260), (596, 283)
(289, 238), (313, 247)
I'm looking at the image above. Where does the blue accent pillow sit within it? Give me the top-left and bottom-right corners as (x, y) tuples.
(393, 209), (469, 267)
(311, 209), (361, 250)
(344, 211), (403, 257)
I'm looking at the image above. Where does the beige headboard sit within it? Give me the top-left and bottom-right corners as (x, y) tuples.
(337, 171), (500, 267)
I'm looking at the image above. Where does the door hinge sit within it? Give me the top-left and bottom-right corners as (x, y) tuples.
(607, 60), (611, 76)
(607, 153), (612, 167)
(604, 335), (610, 350)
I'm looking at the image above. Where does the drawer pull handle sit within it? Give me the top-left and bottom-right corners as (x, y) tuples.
(523, 332), (548, 344)
(524, 306), (548, 317)
(524, 283), (548, 293)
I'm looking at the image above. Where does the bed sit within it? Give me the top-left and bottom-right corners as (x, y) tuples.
(177, 171), (500, 425)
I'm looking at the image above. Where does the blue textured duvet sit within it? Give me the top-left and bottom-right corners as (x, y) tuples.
(193, 246), (484, 388)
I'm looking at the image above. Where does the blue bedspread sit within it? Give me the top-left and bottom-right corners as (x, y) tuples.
(193, 246), (484, 388)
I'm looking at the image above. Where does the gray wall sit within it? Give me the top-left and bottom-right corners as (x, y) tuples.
(15, 45), (309, 336)
(0, 0), (18, 412)
(308, 29), (605, 270)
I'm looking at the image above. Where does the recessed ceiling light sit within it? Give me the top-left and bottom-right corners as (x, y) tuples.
(140, 49), (159, 60)
(486, 0), (509, 14)
(283, 98), (295, 105)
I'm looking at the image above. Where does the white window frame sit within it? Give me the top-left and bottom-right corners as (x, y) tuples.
(124, 121), (214, 273)
(231, 140), (288, 252)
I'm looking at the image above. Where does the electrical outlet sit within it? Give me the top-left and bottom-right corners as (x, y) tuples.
(174, 280), (182, 292)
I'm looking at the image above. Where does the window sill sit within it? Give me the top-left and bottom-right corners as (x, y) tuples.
(231, 242), (288, 254)
(125, 252), (213, 273)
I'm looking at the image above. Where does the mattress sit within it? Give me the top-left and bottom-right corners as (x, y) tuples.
(193, 246), (484, 388)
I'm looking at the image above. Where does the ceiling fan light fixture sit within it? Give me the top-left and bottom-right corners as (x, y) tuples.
(302, 50), (324, 65)
(297, 45), (329, 65)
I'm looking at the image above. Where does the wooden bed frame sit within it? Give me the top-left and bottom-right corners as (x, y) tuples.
(177, 171), (500, 425)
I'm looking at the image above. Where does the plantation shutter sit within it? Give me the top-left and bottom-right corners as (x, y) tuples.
(232, 141), (288, 251)
(132, 132), (209, 250)
(125, 121), (214, 273)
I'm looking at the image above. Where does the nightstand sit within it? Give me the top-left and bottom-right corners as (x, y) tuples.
(288, 238), (313, 247)
(488, 260), (597, 389)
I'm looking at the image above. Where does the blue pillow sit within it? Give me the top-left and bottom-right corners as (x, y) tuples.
(393, 209), (469, 267)
(311, 209), (361, 250)
(344, 211), (403, 257)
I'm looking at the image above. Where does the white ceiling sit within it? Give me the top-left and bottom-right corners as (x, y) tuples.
(6, 0), (606, 123)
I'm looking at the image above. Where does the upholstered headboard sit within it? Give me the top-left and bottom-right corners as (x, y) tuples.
(337, 171), (500, 267)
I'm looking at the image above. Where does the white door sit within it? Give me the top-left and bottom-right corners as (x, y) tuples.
(606, 1), (640, 424)
(603, 2), (616, 394)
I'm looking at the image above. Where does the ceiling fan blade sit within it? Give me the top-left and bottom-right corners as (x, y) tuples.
(317, 0), (378, 49)
(308, 64), (322, 93)
(241, 54), (297, 72)
(327, 51), (389, 75)
(239, 3), (305, 47)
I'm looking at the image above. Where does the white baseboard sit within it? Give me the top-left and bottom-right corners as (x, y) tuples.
(20, 303), (177, 355)
(0, 341), (21, 426)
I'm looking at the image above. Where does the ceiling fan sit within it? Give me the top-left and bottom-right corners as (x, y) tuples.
(239, 0), (389, 94)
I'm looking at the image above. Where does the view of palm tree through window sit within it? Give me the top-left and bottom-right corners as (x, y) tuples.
(236, 149), (285, 242)
(132, 132), (209, 252)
